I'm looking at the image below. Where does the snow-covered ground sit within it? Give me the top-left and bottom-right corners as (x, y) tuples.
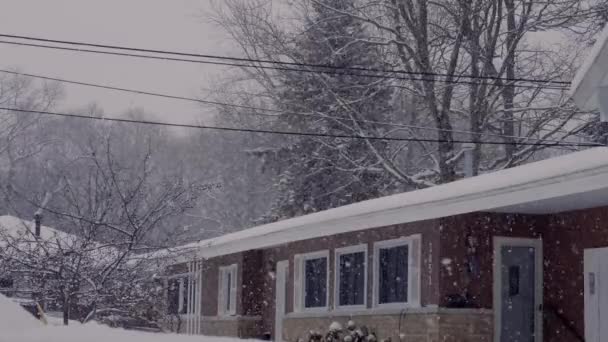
(0, 294), (248, 342)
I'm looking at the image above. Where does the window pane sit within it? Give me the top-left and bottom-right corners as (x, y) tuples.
(339, 251), (366, 306)
(304, 257), (327, 308)
(379, 245), (408, 304)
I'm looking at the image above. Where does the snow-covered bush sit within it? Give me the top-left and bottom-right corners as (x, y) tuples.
(306, 320), (379, 342)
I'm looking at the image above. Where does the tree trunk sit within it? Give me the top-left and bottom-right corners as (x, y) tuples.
(63, 297), (70, 326)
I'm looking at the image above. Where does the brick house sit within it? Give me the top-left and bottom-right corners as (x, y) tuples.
(159, 147), (608, 342)
(157, 23), (608, 342)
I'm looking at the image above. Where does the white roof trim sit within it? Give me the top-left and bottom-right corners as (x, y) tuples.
(171, 148), (608, 260)
(571, 25), (608, 111)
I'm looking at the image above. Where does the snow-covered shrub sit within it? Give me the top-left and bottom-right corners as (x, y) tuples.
(306, 320), (378, 342)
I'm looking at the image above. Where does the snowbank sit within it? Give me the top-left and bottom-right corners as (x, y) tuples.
(0, 294), (250, 342)
(0, 293), (41, 333)
(2, 324), (252, 342)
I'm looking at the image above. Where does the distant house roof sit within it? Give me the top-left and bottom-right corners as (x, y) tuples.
(0, 216), (117, 264)
(571, 25), (608, 115)
(0, 215), (75, 246)
(161, 148), (608, 261)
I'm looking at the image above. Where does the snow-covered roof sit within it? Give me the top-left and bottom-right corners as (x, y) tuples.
(167, 148), (608, 260)
(0, 215), (75, 246)
(571, 25), (608, 112)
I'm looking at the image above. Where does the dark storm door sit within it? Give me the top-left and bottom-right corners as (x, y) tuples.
(494, 237), (543, 342)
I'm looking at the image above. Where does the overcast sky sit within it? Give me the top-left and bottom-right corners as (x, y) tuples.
(0, 0), (235, 123)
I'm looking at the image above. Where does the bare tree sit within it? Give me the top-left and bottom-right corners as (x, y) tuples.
(0, 71), (64, 209)
(0, 124), (203, 325)
(211, 0), (599, 194)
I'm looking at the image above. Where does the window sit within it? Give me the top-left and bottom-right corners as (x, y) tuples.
(373, 235), (421, 307)
(294, 250), (329, 312)
(0, 277), (14, 297)
(0, 277), (14, 289)
(167, 275), (189, 315)
(335, 245), (367, 309)
(218, 264), (237, 316)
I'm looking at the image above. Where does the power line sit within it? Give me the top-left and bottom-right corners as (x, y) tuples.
(0, 106), (600, 147)
(0, 40), (566, 90)
(0, 33), (571, 86)
(0, 38), (569, 90)
(0, 68), (282, 117)
(0, 68), (587, 144)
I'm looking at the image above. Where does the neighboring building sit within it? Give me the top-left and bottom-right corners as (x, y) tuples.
(0, 215), (76, 316)
(571, 24), (608, 122)
(158, 147), (608, 342)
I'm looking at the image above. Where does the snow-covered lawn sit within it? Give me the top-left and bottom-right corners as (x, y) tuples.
(0, 295), (247, 342)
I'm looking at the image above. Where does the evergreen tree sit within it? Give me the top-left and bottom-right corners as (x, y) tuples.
(261, 0), (395, 222)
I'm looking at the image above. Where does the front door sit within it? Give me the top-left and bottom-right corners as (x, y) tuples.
(584, 247), (608, 342)
(494, 237), (543, 342)
(275, 260), (288, 342)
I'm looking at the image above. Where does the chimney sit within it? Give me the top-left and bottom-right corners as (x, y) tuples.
(462, 143), (476, 178)
(34, 213), (42, 237)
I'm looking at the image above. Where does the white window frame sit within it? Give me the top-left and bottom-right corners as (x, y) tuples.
(218, 264), (238, 316)
(373, 235), (421, 308)
(334, 244), (368, 311)
(294, 250), (330, 313)
(167, 273), (190, 316)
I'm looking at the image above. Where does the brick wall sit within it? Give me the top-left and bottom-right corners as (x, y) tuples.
(281, 309), (492, 342)
(258, 219), (442, 339)
(438, 212), (545, 309)
(541, 206), (608, 342)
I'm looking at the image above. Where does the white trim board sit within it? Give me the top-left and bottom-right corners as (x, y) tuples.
(218, 264), (238, 317)
(285, 306), (490, 319)
(493, 237), (543, 342)
(275, 260), (289, 342)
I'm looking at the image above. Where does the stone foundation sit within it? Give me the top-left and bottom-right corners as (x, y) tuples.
(161, 315), (262, 338)
(281, 308), (492, 342)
